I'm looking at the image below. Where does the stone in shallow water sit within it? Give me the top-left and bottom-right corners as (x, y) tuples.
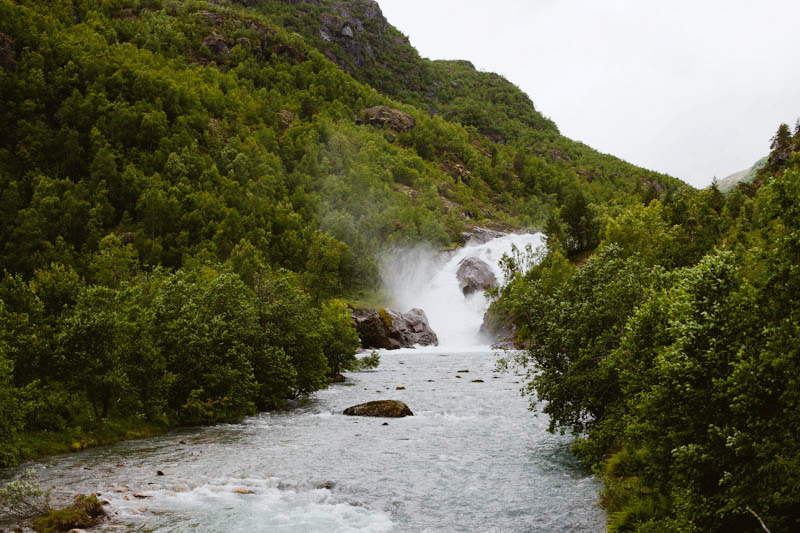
(343, 400), (413, 417)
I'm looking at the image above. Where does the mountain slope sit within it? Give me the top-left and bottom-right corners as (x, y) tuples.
(717, 156), (766, 192)
(238, 0), (685, 207)
(237, 0), (558, 141)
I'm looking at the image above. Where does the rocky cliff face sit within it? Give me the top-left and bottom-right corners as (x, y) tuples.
(317, 0), (388, 67)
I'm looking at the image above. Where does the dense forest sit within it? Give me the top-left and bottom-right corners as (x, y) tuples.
(492, 122), (800, 531)
(1, 0), (796, 531)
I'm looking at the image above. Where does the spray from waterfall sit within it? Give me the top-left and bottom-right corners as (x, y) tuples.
(381, 232), (545, 348)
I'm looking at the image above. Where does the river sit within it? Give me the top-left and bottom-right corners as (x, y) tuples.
(1, 233), (605, 532)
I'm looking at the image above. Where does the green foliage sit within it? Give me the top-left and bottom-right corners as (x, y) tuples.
(601, 200), (677, 267)
(0, 333), (26, 466)
(498, 121), (800, 531)
(254, 267), (328, 396)
(32, 494), (104, 533)
(504, 245), (661, 456)
(0, 468), (51, 521)
(350, 350), (380, 371)
(319, 298), (360, 377)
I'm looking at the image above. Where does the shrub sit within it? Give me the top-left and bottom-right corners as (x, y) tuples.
(32, 494), (104, 533)
(0, 468), (51, 521)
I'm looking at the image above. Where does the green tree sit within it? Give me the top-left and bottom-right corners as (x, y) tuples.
(255, 268), (328, 396)
(152, 269), (259, 423)
(0, 333), (25, 467)
(319, 298), (360, 378)
(508, 245), (662, 465)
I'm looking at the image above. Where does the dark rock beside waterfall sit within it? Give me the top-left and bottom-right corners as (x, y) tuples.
(479, 307), (524, 349)
(343, 400), (413, 417)
(352, 307), (438, 350)
(462, 227), (506, 245)
(456, 257), (498, 296)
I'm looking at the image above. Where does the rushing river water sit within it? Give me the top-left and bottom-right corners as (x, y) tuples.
(2, 233), (605, 531)
(3, 347), (604, 532)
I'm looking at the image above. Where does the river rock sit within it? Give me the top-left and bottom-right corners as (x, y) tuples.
(352, 307), (438, 350)
(343, 400), (413, 417)
(456, 257), (498, 296)
(363, 106), (416, 131)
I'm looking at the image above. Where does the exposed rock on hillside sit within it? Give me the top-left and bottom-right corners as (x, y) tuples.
(0, 33), (15, 71)
(343, 400), (413, 417)
(353, 307), (438, 349)
(202, 33), (230, 57)
(362, 106), (416, 131)
(464, 227), (506, 246)
(456, 257), (497, 296)
(316, 0), (391, 68)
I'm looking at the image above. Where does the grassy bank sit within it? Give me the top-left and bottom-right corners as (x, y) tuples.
(14, 418), (171, 464)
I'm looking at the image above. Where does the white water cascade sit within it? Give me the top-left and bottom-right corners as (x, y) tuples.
(381, 232), (546, 349)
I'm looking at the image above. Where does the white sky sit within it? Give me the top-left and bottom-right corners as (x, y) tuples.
(376, 0), (800, 188)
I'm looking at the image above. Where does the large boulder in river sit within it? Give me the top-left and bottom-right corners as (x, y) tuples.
(343, 400), (413, 417)
(456, 257), (498, 296)
(352, 307), (438, 350)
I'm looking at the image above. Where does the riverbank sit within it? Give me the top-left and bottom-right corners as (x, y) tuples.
(15, 419), (170, 465)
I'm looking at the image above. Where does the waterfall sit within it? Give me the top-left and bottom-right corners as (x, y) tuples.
(381, 232), (545, 348)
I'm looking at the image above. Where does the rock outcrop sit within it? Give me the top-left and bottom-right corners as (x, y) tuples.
(362, 106), (416, 131)
(479, 309), (523, 350)
(202, 33), (230, 57)
(0, 33), (16, 71)
(343, 400), (413, 417)
(456, 257), (497, 296)
(463, 227), (506, 246)
(352, 307), (438, 350)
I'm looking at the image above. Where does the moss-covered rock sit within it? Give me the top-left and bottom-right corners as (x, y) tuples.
(32, 494), (105, 533)
(343, 400), (413, 417)
(353, 308), (438, 349)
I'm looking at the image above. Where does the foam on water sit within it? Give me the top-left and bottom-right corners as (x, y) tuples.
(111, 477), (393, 532)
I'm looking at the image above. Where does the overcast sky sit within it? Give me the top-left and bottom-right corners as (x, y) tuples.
(377, 0), (800, 188)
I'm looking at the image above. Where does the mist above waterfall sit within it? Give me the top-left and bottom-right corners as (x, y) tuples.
(381, 232), (545, 348)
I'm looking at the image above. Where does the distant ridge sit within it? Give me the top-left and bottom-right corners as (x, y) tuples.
(717, 156), (767, 192)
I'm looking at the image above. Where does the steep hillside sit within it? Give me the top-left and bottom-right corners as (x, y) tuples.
(0, 0), (686, 285)
(236, 0), (558, 142)
(239, 0), (683, 205)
